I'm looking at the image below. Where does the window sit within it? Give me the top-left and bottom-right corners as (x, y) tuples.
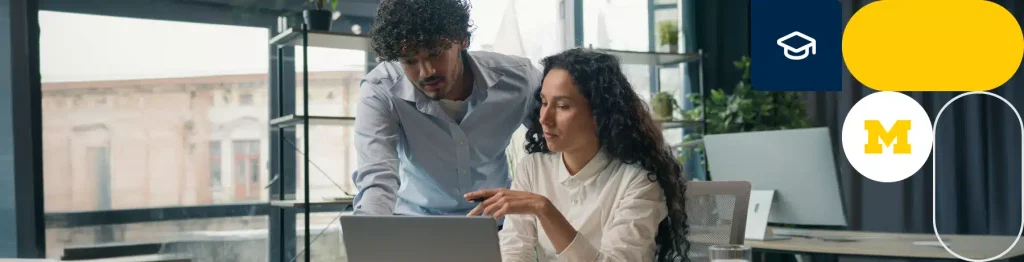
(468, 0), (567, 67)
(468, 0), (570, 168)
(239, 92), (254, 105)
(581, 0), (691, 147)
(40, 9), (273, 259)
(222, 89), (234, 105)
(653, 4), (688, 148)
(583, 0), (653, 105)
(87, 146), (112, 210)
(233, 140), (261, 201)
(292, 46), (365, 199)
(210, 141), (222, 191)
(41, 10), (270, 209)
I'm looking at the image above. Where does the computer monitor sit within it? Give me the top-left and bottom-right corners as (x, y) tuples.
(341, 215), (502, 262)
(702, 127), (848, 227)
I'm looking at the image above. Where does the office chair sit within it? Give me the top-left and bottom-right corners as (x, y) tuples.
(683, 180), (751, 262)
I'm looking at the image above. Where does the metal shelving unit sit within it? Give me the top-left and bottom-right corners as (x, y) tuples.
(657, 119), (703, 130)
(269, 24), (366, 262)
(591, 48), (701, 66)
(270, 115), (356, 128)
(586, 47), (707, 134)
(583, 0), (709, 179)
(588, 46), (708, 181)
(270, 199), (355, 209)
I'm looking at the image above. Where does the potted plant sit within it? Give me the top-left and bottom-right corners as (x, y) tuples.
(305, 0), (339, 31)
(684, 56), (810, 137)
(681, 56), (812, 174)
(658, 21), (679, 53)
(652, 91), (678, 121)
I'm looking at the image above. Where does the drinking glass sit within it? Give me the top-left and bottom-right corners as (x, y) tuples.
(709, 244), (752, 262)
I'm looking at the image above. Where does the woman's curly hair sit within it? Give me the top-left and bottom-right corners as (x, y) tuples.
(524, 48), (691, 262)
(370, 0), (474, 61)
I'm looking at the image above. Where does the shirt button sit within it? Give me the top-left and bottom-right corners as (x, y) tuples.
(572, 199), (580, 205)
(459, 141), (465, 145)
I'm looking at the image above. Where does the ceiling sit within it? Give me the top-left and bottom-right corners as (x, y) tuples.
(185, 0), (380, 19)
(39, 0), (380, 28)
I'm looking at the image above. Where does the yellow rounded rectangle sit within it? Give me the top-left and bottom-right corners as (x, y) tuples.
(842, 0), (1024, 92)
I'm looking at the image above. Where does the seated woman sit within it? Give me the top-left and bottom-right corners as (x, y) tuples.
(465, 48), (690, 262)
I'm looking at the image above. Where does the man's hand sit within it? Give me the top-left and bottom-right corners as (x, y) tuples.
(465, 188), (552, 220)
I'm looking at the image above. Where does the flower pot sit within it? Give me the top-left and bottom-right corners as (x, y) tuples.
(303, 9), (333, 31)
(652, 95), (675, 120)
(659, 44), (679, 54)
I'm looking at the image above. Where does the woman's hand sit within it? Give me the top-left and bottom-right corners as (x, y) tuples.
(465, 188), (552, 220)
(468, 188), (579, 254)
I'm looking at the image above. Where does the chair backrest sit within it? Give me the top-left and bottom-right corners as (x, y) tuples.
(683, 180), (751, 262)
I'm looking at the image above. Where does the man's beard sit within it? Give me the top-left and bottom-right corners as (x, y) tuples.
(419, 76), (446, 100)
(427, 89), (445, 101)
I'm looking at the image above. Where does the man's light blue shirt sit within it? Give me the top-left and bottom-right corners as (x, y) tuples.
(352, 51), (541, 216)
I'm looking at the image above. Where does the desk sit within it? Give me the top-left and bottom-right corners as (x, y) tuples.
(745, 227), (1024, 260)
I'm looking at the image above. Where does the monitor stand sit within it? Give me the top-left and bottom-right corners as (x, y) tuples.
(745, 190), (791, 241)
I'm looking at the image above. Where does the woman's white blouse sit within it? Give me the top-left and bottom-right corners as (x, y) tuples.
(498, 150), (669, 262)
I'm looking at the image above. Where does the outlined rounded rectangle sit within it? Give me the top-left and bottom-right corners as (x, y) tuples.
(931, 91), (1023, 262)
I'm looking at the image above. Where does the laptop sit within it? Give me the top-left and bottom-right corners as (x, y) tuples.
(341, 215), (502, 262)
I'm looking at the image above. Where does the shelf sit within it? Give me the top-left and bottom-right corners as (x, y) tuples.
(271, 197), (354, 209)
(269, 27), (371, 51)
(657, 119), (703, 129)
(270, 114), (355, 128)
(592, 48), (701, 66)
(672, 139), (703, 149)
(74, 254), (192, 262)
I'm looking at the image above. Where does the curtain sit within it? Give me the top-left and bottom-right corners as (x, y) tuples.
(805, 1), (1024, 261)
(493, 0), (530, 171)
(471, 0), (571, 170)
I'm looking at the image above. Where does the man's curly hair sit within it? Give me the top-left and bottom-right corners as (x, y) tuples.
(524, 48), (692, 262)
(370, 0), (474, 61)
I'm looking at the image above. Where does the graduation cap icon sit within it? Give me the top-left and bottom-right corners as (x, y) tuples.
(777, 31), (816, 60)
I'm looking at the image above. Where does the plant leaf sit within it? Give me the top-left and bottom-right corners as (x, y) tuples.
(695, 56), (810, 136)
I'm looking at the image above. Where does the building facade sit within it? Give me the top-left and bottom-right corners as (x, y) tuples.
(42, 71), (363, 212)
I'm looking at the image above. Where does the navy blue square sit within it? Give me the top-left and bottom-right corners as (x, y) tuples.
(751, 0), (842, 92)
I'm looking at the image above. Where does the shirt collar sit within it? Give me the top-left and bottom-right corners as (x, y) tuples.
(558, 149), (612, 187)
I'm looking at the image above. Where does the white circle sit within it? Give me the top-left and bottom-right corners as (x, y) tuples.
(841, 91), (933, 183)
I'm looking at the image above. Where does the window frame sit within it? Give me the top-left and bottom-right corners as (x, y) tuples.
(43, 203), (347, 229)
(31, 0), (376, 261)
(5, 0), (46, 257)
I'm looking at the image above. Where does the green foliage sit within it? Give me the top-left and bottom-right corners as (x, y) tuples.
(658, 21), (679, 46)
(684, 56), (811, 139)
(677, 56), (811, 176)
(309, 0), (339, 11)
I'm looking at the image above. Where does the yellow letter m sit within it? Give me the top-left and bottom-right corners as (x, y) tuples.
(864, 120), (911, 154)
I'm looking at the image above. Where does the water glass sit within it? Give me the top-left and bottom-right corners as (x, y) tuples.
(709, 244), (752, 262)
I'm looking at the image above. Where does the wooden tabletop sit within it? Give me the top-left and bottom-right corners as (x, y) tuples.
(744, 227), (1024, 260)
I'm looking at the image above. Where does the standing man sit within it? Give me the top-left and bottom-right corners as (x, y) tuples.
(352, 0), (541, 216)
